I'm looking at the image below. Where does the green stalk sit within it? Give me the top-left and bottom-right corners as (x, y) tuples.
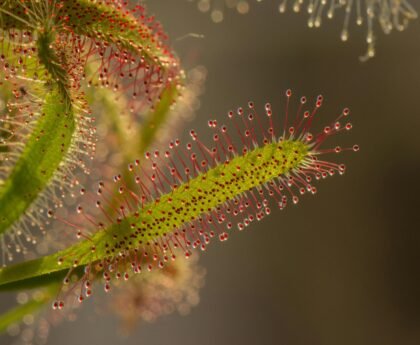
(0, 88), (75, 235)
(0, 31), (77, 237)
(0, 284), (58, 333)
(138, 82), (179, 156)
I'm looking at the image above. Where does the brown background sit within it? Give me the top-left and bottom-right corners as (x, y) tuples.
(1, 1), (420, 344)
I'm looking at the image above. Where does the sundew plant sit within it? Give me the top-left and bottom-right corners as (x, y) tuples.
(6, 0), (419, 343)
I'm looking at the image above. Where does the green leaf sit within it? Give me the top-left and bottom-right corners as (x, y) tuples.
(1, 0), (177, 70)
(62, 0), (173, 66)
(0, 31), (77, 239)
(0, 87), (75, 236)
(0, 140), (310, 290)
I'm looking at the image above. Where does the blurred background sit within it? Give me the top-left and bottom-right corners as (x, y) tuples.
(2, 0), (420, 344)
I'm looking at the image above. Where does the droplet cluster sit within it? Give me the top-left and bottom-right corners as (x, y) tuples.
(279, 0), (417, 60)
